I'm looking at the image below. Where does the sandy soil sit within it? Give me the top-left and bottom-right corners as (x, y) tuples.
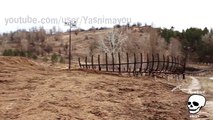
(0, 57), (190, 120)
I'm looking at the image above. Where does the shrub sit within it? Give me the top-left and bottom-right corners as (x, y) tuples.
(44, 45), (53, 54)
(13, 50), (20, 56)
(137, 22), (142, 27)
(32, 55), (37, 60)
(114, 24), (121, 28)
(20, 51), (26, 57)
(59, 56), (65, 64)
(2, 49), (13, 56)
(43, 56), (48, 62)
(26, 51), (33, 58)
(2, 49), (37, 60)
(160, 28), (174, 43)
(51, 53), (58, 64)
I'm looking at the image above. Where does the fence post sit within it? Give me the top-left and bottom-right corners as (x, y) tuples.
(176, 56), (179, 71)
(160, 55), (165, 73)
(178, 57), (183, 74)
(106, 53), (108, 72)
(176, 56), (180, 73)
(165, 56), (170, 72)
(91, 55), (94, 69)
(78, 57), (81, 68)
(133, 53), (136, 74)
(112, 53), (114, 72)
(169, 56), (174, 72)
(85, 56), (88, 69)
(118, 52), (121, 73)
(98, 55), (101, 71)
(155, 53), (160, 71)
(127, 53), (129, 72)
(140, 53), (143, 73)
(182, 57), (186, 79)
(150, 54), (155, 74)
(145, 54), (149, 73)
(172, 56), (177, 72)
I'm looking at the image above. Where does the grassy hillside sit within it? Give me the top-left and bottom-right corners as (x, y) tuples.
(0, 26), (183, 65)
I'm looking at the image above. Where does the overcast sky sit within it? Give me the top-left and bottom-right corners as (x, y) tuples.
(0, 0), (213, 33)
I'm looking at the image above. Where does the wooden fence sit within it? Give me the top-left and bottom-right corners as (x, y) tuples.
(185, 65), (213, 76)
(78, 53), (186, 79)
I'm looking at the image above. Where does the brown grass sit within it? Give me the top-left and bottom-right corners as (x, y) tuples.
(0, 56), (190, 120)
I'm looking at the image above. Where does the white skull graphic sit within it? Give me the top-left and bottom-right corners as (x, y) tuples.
(188, 94), (206, 114)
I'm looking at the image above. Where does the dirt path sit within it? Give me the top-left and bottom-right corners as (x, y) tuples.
(187, 76), (202, 93)
(182, 76), (212, 120)
(188, 77), (201, 89)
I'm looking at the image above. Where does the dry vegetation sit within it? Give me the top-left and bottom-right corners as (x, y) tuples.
(0, 26), (183, 64)
(0, 56), (190, 120)
(88, 26), (182, 58)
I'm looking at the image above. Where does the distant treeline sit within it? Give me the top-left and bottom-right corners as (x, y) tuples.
(160, 27), (213, 62)
(0, 25), (213, 63)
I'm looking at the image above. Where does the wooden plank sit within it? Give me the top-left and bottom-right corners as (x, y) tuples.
(118, 52), (121, 73)
(150, 54), (155, 73)
(140, 53), (143, 73)
(127, 53), (129, 72)
(98, 55), (101, 71)
(106, 53), (108, 71)
(172, 56), (177, 72)
(78, 57), (81, 68)
(176, 56), (181, 74)
(169, 56), (174, 72)
(165, 56), (170, 72)
(85, 56), (88, 69)
(182, 57), (187, 79)
(91, 55), (94, 69)
(112, 53), (114, 72)
(145, 54), (149, 73)
(133, 53), (136, 72)
(155, 53), (160, 71)
(160, 55), (165, 73)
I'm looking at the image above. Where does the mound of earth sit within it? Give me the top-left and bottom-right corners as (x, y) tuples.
(0, 56), (37, 67)
(0, 57), (190, 120)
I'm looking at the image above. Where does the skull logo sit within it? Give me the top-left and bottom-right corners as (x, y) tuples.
(188, 94), (206, 114)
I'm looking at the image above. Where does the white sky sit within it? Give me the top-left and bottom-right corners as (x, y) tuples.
(0, 0), (213, 33)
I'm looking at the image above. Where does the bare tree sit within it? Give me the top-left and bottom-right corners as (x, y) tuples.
(168, 38), (182, 57)
(98, 28), (128, 54)
(202, 30), (213, 45)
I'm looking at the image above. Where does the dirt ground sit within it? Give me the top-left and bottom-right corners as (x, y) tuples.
(0, 57), (190, 120)
(193, 76), (213, 120)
